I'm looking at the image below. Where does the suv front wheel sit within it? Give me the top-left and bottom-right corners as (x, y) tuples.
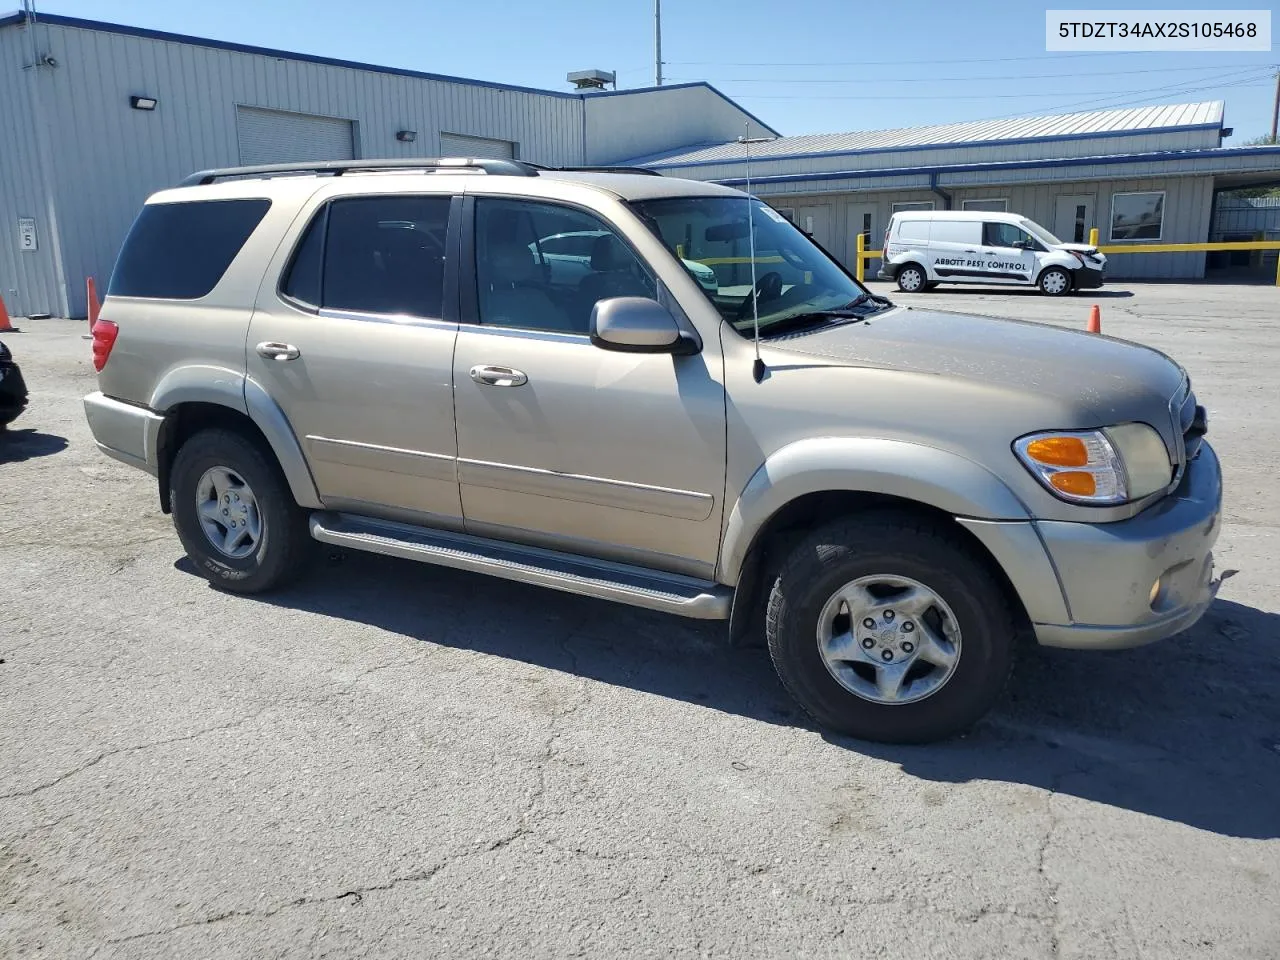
(170, 428), (308, 593)
(765, 513), (1016, 743)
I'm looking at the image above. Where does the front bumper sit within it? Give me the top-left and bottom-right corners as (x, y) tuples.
(1073, 265), (1105, 289)
(1032, 441), (1223, 650)
(83, 391), (164, 475)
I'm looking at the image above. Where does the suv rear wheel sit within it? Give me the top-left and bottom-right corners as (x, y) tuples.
(170, 428), (308, 593)
(765, 513), (1016, 743)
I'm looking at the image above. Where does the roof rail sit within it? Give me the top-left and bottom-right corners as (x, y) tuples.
(529, 164), (664, 177)
(178, 157), (539, 186)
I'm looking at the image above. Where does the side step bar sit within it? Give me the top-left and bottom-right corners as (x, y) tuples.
(309, 512), (732, 620)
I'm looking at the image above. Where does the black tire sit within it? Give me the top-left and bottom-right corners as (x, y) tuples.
(1037, 267), (1072, 297)
(170, 427), (309, 594)
(896, 263), (927, 293)
(765, 512), (1017, 744)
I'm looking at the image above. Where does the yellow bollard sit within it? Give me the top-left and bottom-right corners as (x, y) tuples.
(1275, 249), (1280, 287)
(1089, 226), (1099, 247)
(856, 232), (865, 283)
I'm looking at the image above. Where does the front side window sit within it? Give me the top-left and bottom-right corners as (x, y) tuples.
(983, 222), (1035, 249)
(1110, 191), (1164, 241)
(110, 199), (271, 299)
(631, 196), (871, 335)
(282, 195), (450, 318)
(475, 198), (655, 334)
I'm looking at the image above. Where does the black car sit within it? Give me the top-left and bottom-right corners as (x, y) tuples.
(0, 339), (28, 427)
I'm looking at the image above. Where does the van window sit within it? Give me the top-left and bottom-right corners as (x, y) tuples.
(109, 199), (271, 299)
(983, 222), (1036, 249)
(896, 219), (930, 242)
(930, 220), (981, 244)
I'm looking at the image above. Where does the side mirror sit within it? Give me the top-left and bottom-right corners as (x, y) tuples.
(589, 297), (700, 356)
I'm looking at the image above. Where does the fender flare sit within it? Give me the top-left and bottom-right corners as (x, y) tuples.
(718, 437), (1031, 584)
(149, 366), (322, 510)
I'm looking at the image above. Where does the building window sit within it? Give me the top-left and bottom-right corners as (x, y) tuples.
(962, 198), (1009, 212)
(771, 206), (796, 223)
(892, 201), (935, 213)
(1110, 191), (1165, 242)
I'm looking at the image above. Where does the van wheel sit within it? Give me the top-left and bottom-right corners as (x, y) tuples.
(896, 264), (927, 293)
(170, 428), (309, 594)
(1038, 267), (1072, 296)
(765, 513), (1016, 744)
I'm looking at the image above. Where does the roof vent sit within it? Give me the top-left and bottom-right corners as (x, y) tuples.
(567, 69), (616, 91)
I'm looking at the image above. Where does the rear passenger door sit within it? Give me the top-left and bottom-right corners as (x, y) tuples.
(927, 219), (985, 284)
(248, 190), (465, 526)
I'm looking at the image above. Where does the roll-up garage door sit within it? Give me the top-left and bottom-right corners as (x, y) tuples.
(438, 132), (516, 160)
(236, 106), (355, 165)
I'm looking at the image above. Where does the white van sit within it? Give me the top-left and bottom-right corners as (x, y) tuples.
(879, 210), (1106, 296)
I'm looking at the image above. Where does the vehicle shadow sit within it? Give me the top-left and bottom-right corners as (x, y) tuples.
(0, 428), (68, 463)
(205, 549), (1280, 839)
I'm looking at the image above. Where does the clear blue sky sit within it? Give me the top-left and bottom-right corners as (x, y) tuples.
(31, 0), (1280, 139)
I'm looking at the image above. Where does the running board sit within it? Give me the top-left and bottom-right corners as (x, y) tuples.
(309, 512), (732, 620)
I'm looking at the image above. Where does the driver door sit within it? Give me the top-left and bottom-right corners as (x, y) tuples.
(451, 196), (727, 578)
(980, 221), (1037, 285)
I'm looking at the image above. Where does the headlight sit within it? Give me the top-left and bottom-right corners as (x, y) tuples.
(1014, 424), (1172, 505)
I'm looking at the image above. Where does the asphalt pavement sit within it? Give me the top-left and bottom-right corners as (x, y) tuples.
(2, 282), (1278, 959)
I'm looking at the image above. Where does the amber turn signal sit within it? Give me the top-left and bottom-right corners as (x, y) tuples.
(1049, 471), (1097, 496)
(1024, 436), (1089, 467)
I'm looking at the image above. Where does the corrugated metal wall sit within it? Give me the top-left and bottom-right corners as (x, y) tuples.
(0, 24), (67, 318)
(583, 86), (774, 165)
(767, 176), (1215, 280)
(30, 20), (586, 316)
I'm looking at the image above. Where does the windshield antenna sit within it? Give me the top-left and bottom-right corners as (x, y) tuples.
(739, 124), (767, 383)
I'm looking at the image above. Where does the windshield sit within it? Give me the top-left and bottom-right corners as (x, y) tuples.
(629, 196), (871, 334)
(1019, 218), (1063, 247)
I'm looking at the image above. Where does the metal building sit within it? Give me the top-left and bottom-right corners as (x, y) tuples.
(627, 102), (1280, 280)
(0, 12), (776, 318)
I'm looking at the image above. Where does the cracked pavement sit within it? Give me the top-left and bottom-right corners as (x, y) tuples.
(3, 282), (1279, 958)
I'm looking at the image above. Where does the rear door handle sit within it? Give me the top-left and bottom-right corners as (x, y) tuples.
(964, 249), (977, 253)
(470, 364), (528, 387)
(256, 341), (300, 361)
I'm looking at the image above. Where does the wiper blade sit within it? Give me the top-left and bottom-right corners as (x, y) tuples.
(843, 292), (894, 311)
(760, 309), (868, 336)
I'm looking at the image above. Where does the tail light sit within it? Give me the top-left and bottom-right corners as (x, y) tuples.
(91, 319), (119, 372)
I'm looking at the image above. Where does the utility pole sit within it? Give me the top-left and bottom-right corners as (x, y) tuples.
(655, 0), (663, 86)
(1271, 70), (1279, 143)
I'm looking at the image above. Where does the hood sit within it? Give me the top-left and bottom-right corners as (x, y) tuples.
(1054, 242), (1101, 255)
(764, 306), (1184, 427)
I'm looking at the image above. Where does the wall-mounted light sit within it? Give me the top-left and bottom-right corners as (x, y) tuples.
(130, 96), (158, 111)
(396, 129), (417, 143)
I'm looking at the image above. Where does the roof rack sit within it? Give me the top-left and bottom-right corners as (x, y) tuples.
(529, 164), (664, 177)
(178, 157), (539, 186)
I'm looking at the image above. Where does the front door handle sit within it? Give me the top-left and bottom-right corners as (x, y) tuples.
(256, 341), (300, 361)
(470, 364), (528, 387)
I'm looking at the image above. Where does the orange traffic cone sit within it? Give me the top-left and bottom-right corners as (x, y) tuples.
(84, 277), (102, 338)
(1086, 304), (1101, 334)
(0, 293), (18, 334)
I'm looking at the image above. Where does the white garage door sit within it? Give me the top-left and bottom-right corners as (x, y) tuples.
(438, 132), (516, 160)
(236, 106), (355, 165)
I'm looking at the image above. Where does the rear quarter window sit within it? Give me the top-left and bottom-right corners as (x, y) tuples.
(108, 198), (271, 299)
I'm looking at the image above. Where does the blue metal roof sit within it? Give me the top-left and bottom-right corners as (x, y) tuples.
(631, 102), (1226, 168)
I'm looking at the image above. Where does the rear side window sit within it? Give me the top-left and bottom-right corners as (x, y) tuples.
(896, 218), (930, 242)
(109, 199), (270, 299)
(930, 220), (981, 244)
(282, 195), (450, 319)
